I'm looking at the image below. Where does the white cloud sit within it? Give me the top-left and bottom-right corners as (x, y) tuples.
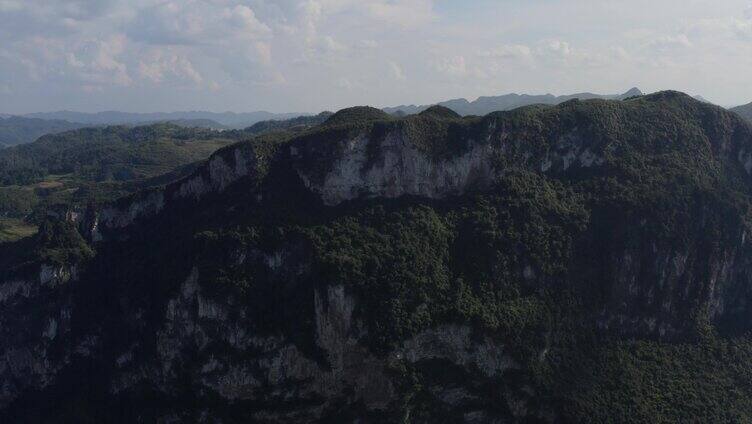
(138, 50), (203, 86)
(0, 1), (22, 12)
(127, 1), (271, 46)
(436, 55), (467, 77)
(539, 40), (572, 58)
(366, 0), (436, 28)
(648, 34), (693, 50)
(336, 77), (353, 91)
(7, 35), (132, 87)
(360, 40), (379, 49)
(478, 44), (532, 61)
(388, 61), (406, 80)
(2, 0), (752, 113)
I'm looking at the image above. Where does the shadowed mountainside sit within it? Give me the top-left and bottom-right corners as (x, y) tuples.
(4, 92), (752, 422)
(732, 101), (752, 124)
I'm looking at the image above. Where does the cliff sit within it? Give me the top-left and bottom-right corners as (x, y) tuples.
(4, 92), (752, 422)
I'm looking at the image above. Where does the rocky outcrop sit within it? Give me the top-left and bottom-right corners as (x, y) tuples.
(103, 264), (526, 421)
(0, 263), (78, 409)
(91, 142), (262, 239)
(289, 123), (607, 207)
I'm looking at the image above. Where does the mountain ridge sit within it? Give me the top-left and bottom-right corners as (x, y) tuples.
(0, 116), (86, 147)
(23, 110), (307, 130)
(732, 101), (752, 123)
(383, 87), (644, 116)
(4, 91), (752, 422)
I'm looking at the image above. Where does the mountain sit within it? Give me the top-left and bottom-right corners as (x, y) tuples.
(0, 123), (238, 186)
(0, 123), (238, 224)
(160, 119), (228, 130)
(693, 95), (711, 103)
(0, 112), (344, 226)
(24, 110), (307, 130)
(5, 92), (752, 422)
(384, 87), (644, 116)
(731, 101), (752, 123)
(0, 116), (85, 147)
(237, 111), (333, 136)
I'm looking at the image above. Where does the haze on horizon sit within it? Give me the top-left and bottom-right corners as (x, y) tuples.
(1, 0), (751, 115)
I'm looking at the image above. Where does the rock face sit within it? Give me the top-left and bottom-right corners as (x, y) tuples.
(89, 141), (263, 240)
(0, 263), (77, 410)
(293, 132), (499, 205)
(4, 92), (752, 422)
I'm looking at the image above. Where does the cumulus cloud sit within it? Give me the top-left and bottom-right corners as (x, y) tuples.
(388, 61), (406, 80)
(138, 50), (203, 86)
(539, 40), (572, 58)
(648, 34), (693, 51)
(478, 45), (532, 61)
(127, 1), (271, 46)
(436, 55), (467, 77)
(5, 35), (131, 87)
(2, 0), (752, 112)
(366, 0), (436, 28)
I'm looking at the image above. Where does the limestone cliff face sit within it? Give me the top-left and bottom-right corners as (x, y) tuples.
(590, 226), (752, 338)
(292, 131), (499, 205)
(0, 263), (79, 409)
(89, 142), (262, 240)
(287, 122), (608, 206)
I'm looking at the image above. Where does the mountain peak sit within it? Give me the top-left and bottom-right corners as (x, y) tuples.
(323, 106), (392, 126)
(418, 105), (461, 120)
(623, 87), (643, 97)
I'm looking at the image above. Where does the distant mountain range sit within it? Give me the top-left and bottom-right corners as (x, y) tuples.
(0, 112), (301, 147)
(731, 102), (752, 124)
(0, 116), (86, 148)
(22, 111), (304, 130)
(2, 89), (749, 148)
(384, 87), (645, 116)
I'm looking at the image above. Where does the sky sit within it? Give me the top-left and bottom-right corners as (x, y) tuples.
(1, 0), (751, 114)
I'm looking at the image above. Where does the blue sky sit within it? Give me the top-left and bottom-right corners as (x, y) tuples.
(1, 0), (751, 113)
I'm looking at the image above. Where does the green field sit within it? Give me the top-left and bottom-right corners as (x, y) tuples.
(0, 218), (37, 243)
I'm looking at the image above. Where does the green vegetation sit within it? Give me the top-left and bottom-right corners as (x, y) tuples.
(0, 217), (37, 242)
(0, 123), (243, 232)
(229, 111), (333, 137)
(301, 171), (586, 354)
(417, 105), (461, 120)
(555, 335), (752, 423)
(33, 219), (94, 265)
(0, 186), (39, 218)
(0, 116), (83, 147)
(5, 92), (752, 421)
(0, 123), (234, 186)
(323, 106), (394, 127)
(182, 93), (752, 420)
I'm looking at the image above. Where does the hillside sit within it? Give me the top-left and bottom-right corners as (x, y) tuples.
(0, 123), (237, 186)
(24, 110), (307, 129)
(0, 116), (85, 147)
(4, 92), (752, 422)
(384, 87), (643, 116)
(236, 111), (333, 135)
(0, 123), (238, 233)
(732, 101), (752, 123)
(160, 119), (228, 130)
